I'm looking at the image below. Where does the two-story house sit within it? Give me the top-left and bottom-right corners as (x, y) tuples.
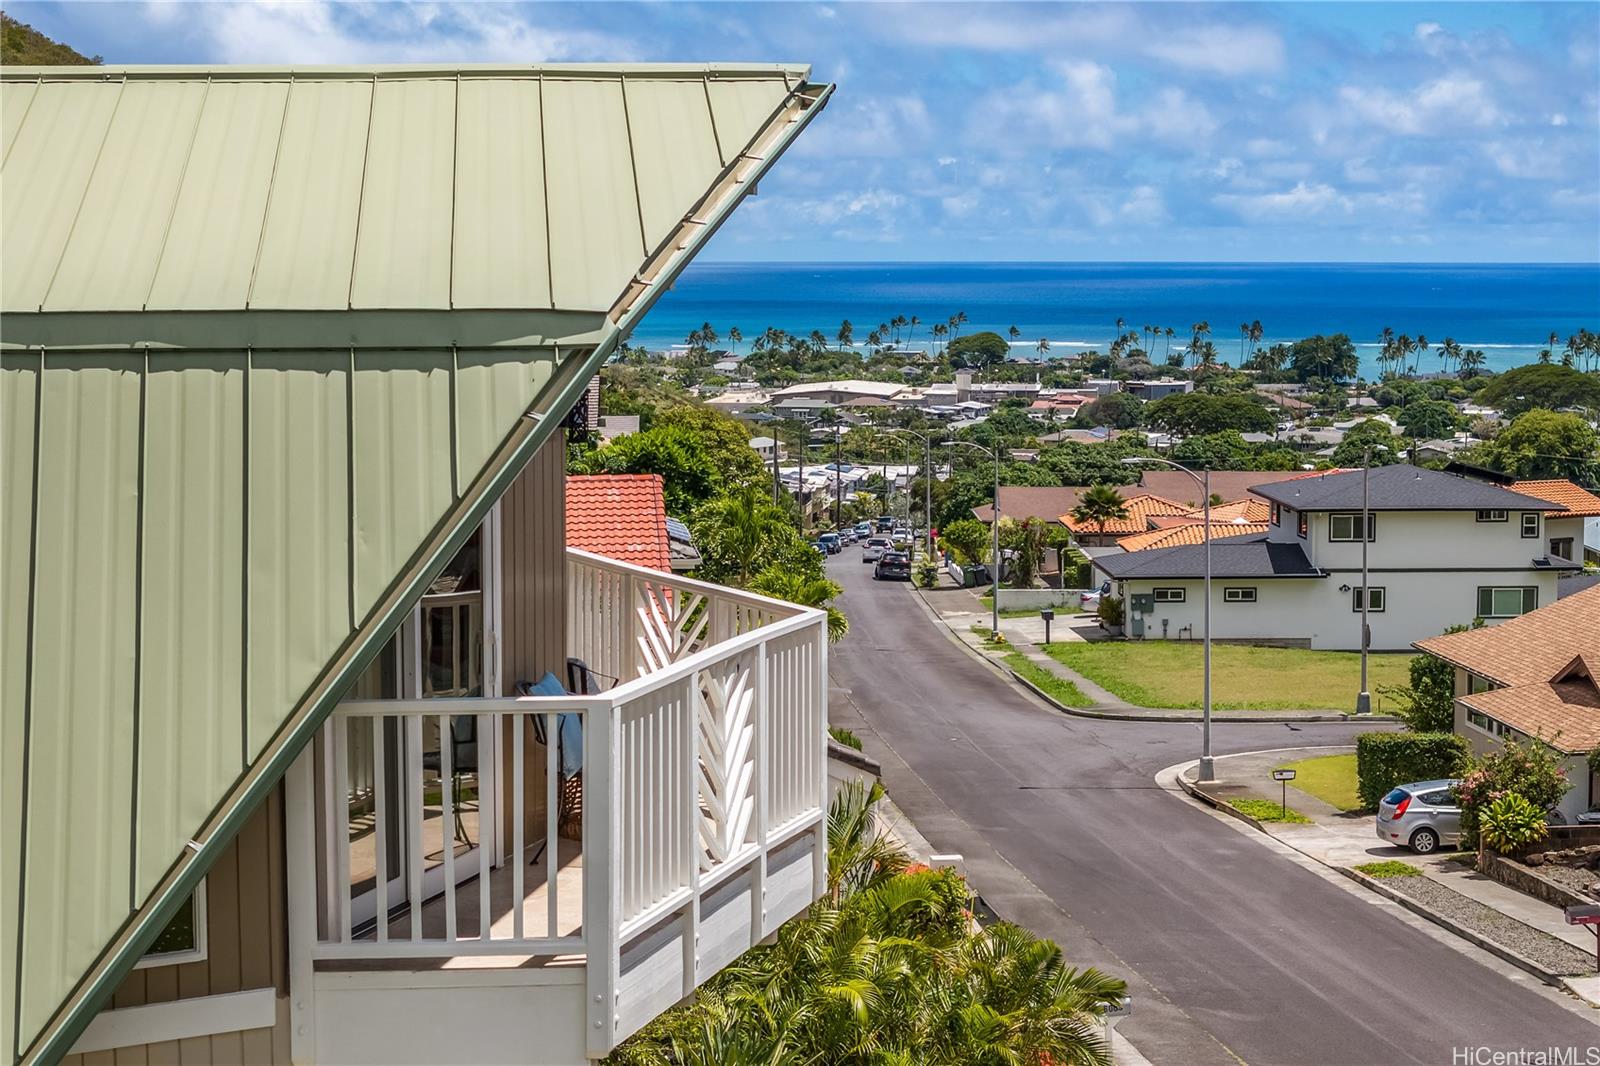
(1094, 466), (1579, 650)
(2, 62), (832, 1066)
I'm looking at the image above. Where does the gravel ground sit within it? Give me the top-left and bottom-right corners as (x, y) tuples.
(1532, 863), (1600, 898)
(1378, 874), (1597, 976)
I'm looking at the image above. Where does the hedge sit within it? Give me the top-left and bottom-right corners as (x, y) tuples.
(1355, 732), (1472, 811)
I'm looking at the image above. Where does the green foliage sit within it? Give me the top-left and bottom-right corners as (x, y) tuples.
(1, 13), (100, 65)
(1478, 792), (1549, 855)
(1071, 484), (1130, 540)
(1397, 399), (1461, 440)
(998, 516), (1047, 587)
(1096, 594), (1124, 627)
(1455, 736), (1570, 846)
(1288, 333), (1360, 382)
(611, 783), (1126, 1066)
(574, 425), (723, 515)
(945, 330), (1012, 368)
(1002, 652), (1090, 707)
(1398, 629), (1469, 733)
(1471, 409), (1600, 480)
(1037, 437), (1153, 486)
(1355, 732), (1472, 810)
(1145, 392), (1275, 436)
(1075, 392), (1145, 429)
(748, 566), (848, 643)
(1331, 418), (1405, 467)
(914, 559), (940, 588)
(828, 726), (864, 752)
(938, 518), (990, 567)
(1229, 799), (1312, 824)
(690, 484), (803, 586)
(1170, 430), (1256, 470)
(1354, 860), (1423, 878)
(1477, 364), (1600, 418)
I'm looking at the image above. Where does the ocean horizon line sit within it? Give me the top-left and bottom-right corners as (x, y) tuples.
(688, 258), (1600, 269)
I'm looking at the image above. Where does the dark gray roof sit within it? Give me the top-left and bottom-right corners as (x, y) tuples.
(1252, 465), (1569, 513)
(1559, 574), (1600, 598)
(1533, 555), (1585, 572)
(1093, 534), (1324, 580)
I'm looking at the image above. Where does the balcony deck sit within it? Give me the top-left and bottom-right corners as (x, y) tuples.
(288, 549), (829, 1059)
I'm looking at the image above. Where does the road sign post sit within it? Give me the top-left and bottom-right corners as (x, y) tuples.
(1272, 768), (1297, 819)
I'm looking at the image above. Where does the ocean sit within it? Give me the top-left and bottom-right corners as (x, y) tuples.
(633, 262), (1600, 380)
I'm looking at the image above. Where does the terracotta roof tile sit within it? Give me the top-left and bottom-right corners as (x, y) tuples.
(1060, 493), (1193, 535)
(1118, 521), (1272, 552)
(566, 474), (670, 572)
(1512, 480), (1600, 518)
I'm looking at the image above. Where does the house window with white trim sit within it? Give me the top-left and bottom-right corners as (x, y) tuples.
(1270, 503), (1281, 527)
(1328, 513), (1375, 542)
(1520, 512), (1540, 538)
(135, 882), (207, 969)
(1477, 586), (1537, 618)
(1475, 509), (1507, 522)
(1223, 587), (1257, 603)
(1152, 587), (1186, 603)
(1351, 586), (1385, 612)
(1467, 673), (1496, 695)
(1466, 710), (1514, 738)
(1296, 511), (1307, 538)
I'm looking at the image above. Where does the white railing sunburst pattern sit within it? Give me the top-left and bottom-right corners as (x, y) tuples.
(695, 649), (757, 869)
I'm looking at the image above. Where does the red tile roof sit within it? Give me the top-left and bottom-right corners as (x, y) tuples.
(1512, 480), (1600, 518)
(1118, 521), (1272, 552)
(565, 474), (670, 572)
(1059, 493), (1194, 535)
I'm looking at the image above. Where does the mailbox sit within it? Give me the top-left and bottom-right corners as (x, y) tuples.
(1039, 608), (1055, 645)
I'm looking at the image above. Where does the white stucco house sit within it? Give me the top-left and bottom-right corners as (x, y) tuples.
(1094, 466), (1581, 650)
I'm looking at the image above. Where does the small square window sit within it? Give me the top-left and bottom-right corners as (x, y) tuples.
(1223, 587), (1257, 603)
(1475, 509), (1507, 522)
(1152, 587), (1186, 603)
(1520, 512), (1539, 538)
(1352, 586), (1385, 612)
(1329, 513), (1375, 542)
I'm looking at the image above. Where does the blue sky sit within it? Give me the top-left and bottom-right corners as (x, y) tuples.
(12, 1), (1598, 263)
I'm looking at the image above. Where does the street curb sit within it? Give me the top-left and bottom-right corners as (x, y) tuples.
(1174, 765), (1577, 991)
(1336, 867), (1570, 989)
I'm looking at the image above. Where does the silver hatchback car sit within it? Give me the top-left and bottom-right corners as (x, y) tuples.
(1376, 779), (1461, 854)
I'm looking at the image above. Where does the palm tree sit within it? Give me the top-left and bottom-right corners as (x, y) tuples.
(1071, 484), (1129, 542)
(836, 319), (854, 351)
(748, 567), (848, 642)
(1539, 348), (1554, 364)
(698, 483), (791, 587)
(1459, 348), (1486, 378)
(1189, 321), (1210, 365)
(1565, 333), (1583, 368)
(1008, 324), (1021, 345)
(1249, 319), (1264, 354)
(700, 322), (719, 349)
(931, 322), (949, 355)
(1239, 322), (1250, 361)
(1164, 326), (1175, 359)
(1439, 337), (1462, 375)
(907, 315), (920, 347)
(726, 325), (742, 354)
(1036, 337), (1051, 361)
(1414, 334), (1428, 376)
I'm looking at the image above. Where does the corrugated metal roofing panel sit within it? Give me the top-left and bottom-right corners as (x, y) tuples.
(452, 77), (551, 309)
(454, 348), (556, 488)
(0, 353), (39, 1066)
(706, 77), (788, 165)
(0, 81), (122, 311)
(21, 355), (143, 1047)
(352, 351), (455, 617)
(543, 78), (644, 311)
(625, 78), (723, 254)
(1, 78), (38, 162)
(350, 79), (455, 309)
(246, 353), (351, 756)
(43, 81), (208, 311)
(146, 80), (290, 311)
(135, 354), (246, 899)
(249, 79), (372, 309)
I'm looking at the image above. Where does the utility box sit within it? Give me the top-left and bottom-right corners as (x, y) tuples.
(1131, 593), (1154, 614)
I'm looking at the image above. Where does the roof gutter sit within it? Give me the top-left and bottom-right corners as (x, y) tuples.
(26, 74), (833, 1066)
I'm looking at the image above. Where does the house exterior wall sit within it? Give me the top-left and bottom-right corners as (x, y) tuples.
(1450, 668), (1592, 821)
(1268, 507), (1555, 570)
(63, 790), (289, 1065)
(1118, 565), (1559, 650)
(1545, 515), (1585, 561)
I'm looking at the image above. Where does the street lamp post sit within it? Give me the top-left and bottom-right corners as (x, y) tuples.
(945, 439), (1001, 639)
(881, 428), (935, 564)
(1123, 456), (1214, 782)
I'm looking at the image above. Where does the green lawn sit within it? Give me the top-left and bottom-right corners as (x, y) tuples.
(1229, 798), (1312, 824)
(1041, 642), (1414, 712)
(1354, 860), (1422, 878)
(1000, 652), (1090, 708)
(978, 596), (1047, 619)
(1279, 753), (1363, 812)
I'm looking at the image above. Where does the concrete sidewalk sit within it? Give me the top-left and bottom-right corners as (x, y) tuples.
(1183, 747), (1600, 996)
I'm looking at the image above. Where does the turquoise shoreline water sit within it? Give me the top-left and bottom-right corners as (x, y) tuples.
(634, 261), (1600, 379)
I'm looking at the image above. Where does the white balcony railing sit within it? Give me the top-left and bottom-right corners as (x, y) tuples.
(295, 549), (829, 1056)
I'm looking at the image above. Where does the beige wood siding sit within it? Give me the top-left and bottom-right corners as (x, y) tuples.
(498, 437), (568, 856)
(63, 790), (289, 1066)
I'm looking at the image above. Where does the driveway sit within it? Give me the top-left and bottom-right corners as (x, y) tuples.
(826, 554), (1600, 1065)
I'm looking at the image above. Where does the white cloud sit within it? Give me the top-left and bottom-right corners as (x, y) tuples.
(1337, 76), (1504, 135)
(796, 95), (932, 158)
(1119, 185), (1168, 225)
(971, 62), (1215, 153)
(1214, 182), (1351, 220)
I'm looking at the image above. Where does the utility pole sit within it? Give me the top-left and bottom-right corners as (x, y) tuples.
(1356, 446), (1372, 715)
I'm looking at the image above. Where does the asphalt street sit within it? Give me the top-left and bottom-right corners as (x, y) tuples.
(827, 553), (1600, 1065)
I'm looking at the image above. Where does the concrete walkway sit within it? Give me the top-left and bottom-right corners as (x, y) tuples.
(1185, 747), (1600, 968)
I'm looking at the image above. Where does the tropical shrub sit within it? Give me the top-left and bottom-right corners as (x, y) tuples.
(1478, 792), (1549, 855)
(939, 517), (990, 567)
(828, 725), (864, 752)
(915, 559), (940, 588)
(1392, 630), (1467, 733)
(1355, 732), (1472, 811)
(1096, 594), (1125, 628)
(1455, 736), (1569, 847)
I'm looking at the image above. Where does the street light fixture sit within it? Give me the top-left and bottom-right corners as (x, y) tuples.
(943, 439), (1001, 639)
(1122, 456), (1214, 783)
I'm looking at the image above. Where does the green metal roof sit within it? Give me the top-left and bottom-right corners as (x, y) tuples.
(0, 62), (830, 1064)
